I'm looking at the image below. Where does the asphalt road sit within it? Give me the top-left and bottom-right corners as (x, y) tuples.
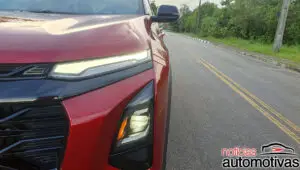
(165, 32), (300, 170)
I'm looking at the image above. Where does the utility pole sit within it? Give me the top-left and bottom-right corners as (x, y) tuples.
(196, 0), (202, 31)
(273, 0), (291, 52)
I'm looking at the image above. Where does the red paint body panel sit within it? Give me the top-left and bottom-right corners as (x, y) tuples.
(0, 14), (149, 63)
(151, 62), (170, 170)
(62, 70), (154, 170)
(0, 11), (171, 170)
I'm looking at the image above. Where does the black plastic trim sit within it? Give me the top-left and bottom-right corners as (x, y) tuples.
(0, 64), (52, 80)
(109, 81), (154, 170)
(0, 136), (64, 155)
(0, 61), (153, 101)
(109, 145), (153, 170)
(0, 101), (69, 170)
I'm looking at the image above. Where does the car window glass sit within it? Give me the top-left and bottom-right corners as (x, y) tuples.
(143, 0), (153, 16)
(0, 0), (144, 14)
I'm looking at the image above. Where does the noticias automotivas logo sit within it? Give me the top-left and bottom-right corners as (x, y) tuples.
(221, 142), (299, 169)
(260, 142), (296, 156)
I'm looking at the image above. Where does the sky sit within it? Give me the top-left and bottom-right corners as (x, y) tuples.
(156, 0), (222, 9)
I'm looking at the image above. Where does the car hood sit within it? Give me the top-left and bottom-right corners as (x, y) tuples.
(0, 12), (150, 63)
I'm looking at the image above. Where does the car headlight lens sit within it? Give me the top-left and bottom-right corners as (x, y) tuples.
(117, 108), (151, 145)
(109, 82), (154, 170)
(49, 50), (151, 80)
(112, 81), (154, 153)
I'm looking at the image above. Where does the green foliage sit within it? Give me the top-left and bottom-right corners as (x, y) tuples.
(202, 36), (300, 63)
(150, 0), (158, 15)
(285, 0), (300, 45)
(171, 0), (300, 45)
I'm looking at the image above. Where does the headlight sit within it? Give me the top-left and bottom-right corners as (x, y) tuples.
(49, 50), (151, 80)
(117, 107), (151, 146)
(112, 81), (153, 153)
(109, 81), (154, 170)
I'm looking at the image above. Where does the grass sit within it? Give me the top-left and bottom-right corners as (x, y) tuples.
(185, 33), (300, 64)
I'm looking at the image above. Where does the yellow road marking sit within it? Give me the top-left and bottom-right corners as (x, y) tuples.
(199, 58), (300, 133)
(197, 59), (300, 144)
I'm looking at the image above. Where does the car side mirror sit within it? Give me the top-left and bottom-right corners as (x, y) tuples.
(151, 5), (179, 23)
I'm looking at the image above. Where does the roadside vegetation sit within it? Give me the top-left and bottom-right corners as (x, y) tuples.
(188, 34), (300, 64)
(152, 0), (300, 64)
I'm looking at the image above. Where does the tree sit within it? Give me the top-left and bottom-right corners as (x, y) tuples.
(221, 0), (234, 7)
(150, 0), (158, 15)
(180, 4), (191, 16)
(169, 4), (192, 32)
(285, 0), (300, 44)
(170, 0), (300, 45)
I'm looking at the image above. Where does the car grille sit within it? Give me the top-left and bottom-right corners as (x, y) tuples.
(0, 101), (69, 170)
(0, 64), (51, 79)
(0, 64), (24, 74)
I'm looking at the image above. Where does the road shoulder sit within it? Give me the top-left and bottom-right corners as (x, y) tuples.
(179, 32), (300, 74)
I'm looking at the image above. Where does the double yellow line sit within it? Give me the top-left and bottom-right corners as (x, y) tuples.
(197, 58), (300, 144)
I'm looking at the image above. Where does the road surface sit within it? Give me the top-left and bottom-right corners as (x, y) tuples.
(165, 32), (300, 170)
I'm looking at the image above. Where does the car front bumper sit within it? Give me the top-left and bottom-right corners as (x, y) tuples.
(61, 69), (154, 170)
(0, 60), (169, 170)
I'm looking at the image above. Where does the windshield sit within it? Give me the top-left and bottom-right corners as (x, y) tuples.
(0, 0), (144, 14)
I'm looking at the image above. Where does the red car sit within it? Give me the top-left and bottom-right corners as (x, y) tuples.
(0, 0), (178, 170)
